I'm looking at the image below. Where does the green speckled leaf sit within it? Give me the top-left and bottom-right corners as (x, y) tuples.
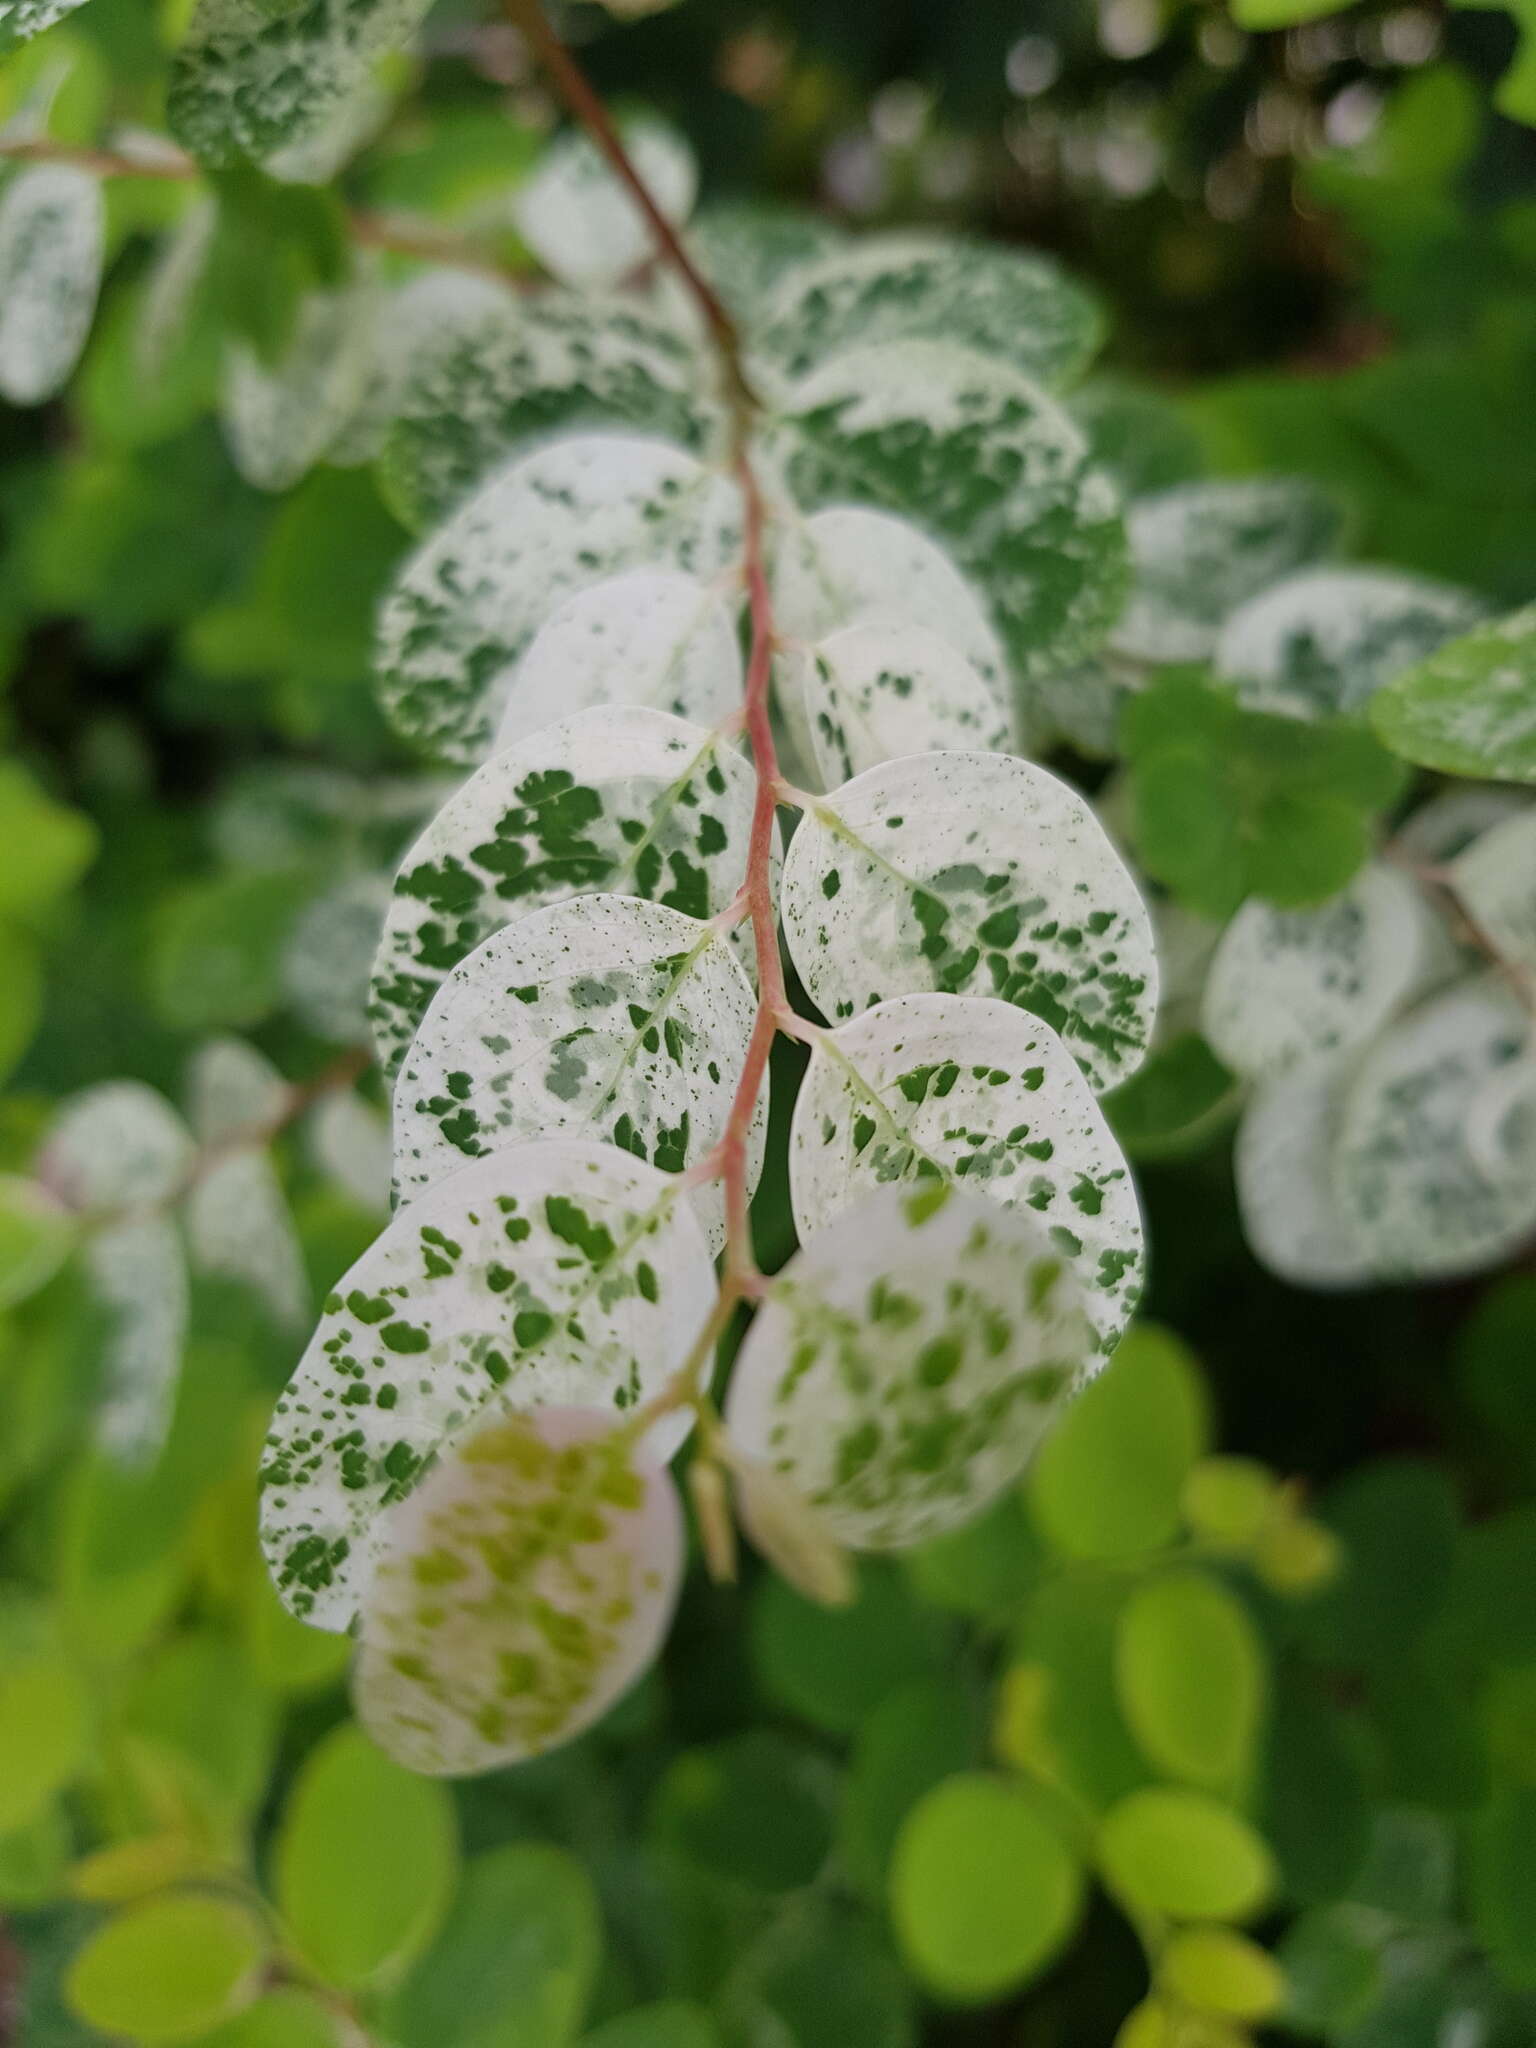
(494, 569), (741, 754)
(1234, 1067), (1384, 1291)
(84, 1216), (192, 1467)
(759, 233), (1104, 391)
(792, 622), (1008, 790)
(168, 0), (431, 169)
(0, 0), (88, 44)
(1371, 605), (1536, 784)
(790, 993), (1142, 1354)
(375, 435), (740, 763)
(354, 1406), (683, 1773)
(260, 1138), (713, 1629)
(1201, 863), (1453, 1083)
(221, 283), (372, 492)
(394, 896), (764, 1249)
(1450, 807), (1536, 975)
(1218, 567), (1485, 720)
(724, 1182), (1090, 1550)
(378, 288), (710, 532)
(775, 342), (1127, 685)
(327, 267), (516, 471)
(1113, 477), (1343, 665)
(514, 118), (697, 290)
(0, 164), (103, 405)
(185, 1038), (307, 1330)
(1334, 975), (1536, 1282)
(369, 707), (763, 1079)
(779, 751), (1157, 1093)
(669, 202), (847, 330)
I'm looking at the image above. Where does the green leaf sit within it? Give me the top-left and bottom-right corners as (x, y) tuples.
(1003, 1576), (1152, 1811)
(751, 1563), (942, 1735)
(1115, 1568), (1267, 1791)
(0, 922), (43, 1086)
(652, 1732), (838, 1896)
(1276, 1906), (1386, 2033)
(65, 1893), (268, 2043)
(0, 1651), (89, 1835)
(905, 1490), (1046, 1617)
(1259, 1678), (1371, 1905)
(842, 1678), (981, 1890)
(0, 764), (97, 921)
(1121, 668), (1405, 920)
(388, 1844), (601, 2048)
(124, 1633), (276, 1827)
(721, 1900), (916, 2048)
(1027, 1323), (1208, 1559)
(1097, 1787), (1274, 1922)
(1298, 1459), (1459, 1670)
(194, 1988), (345, 2048)
(273, 1721), (458, 1991)
(1103, 1033), (1239, 1163)
(1371, 604), (1536, 783)
(1230, 0), (1353, 28)
(201, 169), (349, 362)
(0, 1176), (75, 1309)
(151, 868), (315, 1031)
(1160, 1926), (1284, 2020)
(890, 1773), (1084, 2002)
(581, 2004), (721, 2048)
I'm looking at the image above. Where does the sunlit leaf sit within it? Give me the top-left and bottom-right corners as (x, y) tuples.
(1097, 1787), (1274, 1922)
(1114, 1567), (1267, 1792)
(65, 1893), (268, 2043)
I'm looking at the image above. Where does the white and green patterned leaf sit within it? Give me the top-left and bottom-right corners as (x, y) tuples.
(1217, 567), (1486, 720)
(0, 0), (90, 47)
(184, 1039), (308, 1332)
(369, 707), (762, 1078)
(493, 569), (741, 754)
(789, 993), (1142, 1353)
(1450, 808), (1536, 979)
(513, 117), (698, 290)
(0, 164), (103, 405)
(375, 434), (740, 762)
(133, 195), (217, 384)
(86, 1216), (191, 1466)
(775, 341), (1127, 685)
(308, 1088), (392, 1213)
(779, 751), (1157, 1093)
(1023, 654), (1140, 759)
(1112, 478), (1344, 665)
(39, 1080), (194, 1211)
(168, 0), (431, 168)
(1200, 863), (1454, 1083)
(377, 288), (709, 532)
(354, 1406), (683, 1773)
(393, 897), (764, 1250)
(1371, 604), (1536, 784)
(723, 1181), (1091, 1551)
(666, 202), (846, 332)
(221, 283), (373, 492)
(329, 268), (516, 471)
(260, 1138), (714, 1629)
(791, 621), (1009, 788)
(1390, 786), (1532, 866)
(263, 65), (391, 185)
(1234, 1069), (1384, 1292)
(1334, 975), (1536, 1282)
(282, 871), (390, 1045)
(758, 232), (1104, 391)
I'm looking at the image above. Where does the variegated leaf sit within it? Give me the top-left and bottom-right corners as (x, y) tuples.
(260, 1138), (714, 1628)
(393, 897), (764, 1250)
(723, 1182), (1091, 1550)
(1390, 786), (1531, 866)
(493, 569), (741, 754)
(775, 341), (1127, 685)
(1234, 1068), (1384, 1292)
(221, 284), (373, 492)
(1371, 604), (1536, 785)
(1201, 863), (1454, 1083)
(791, 621), (1009, 789)
(1112, 477), (1343, 664)
(758, 232), (1103, 391)
(0, 0), (90, 45)
(375, 435), (740, 762)
(369, 707), (763, 1079)
(779, 750), (1157, 1093)
(665, 203), (846, 332)
(1450, 807), (1536, 979)
(185, 1039), (307, 1331)
(308, 1088), (392, 1214)
(789, 993), (1142, 1353)
(1217, 568), (1485, 719)
(0, 164), (103, 405)
(282, 871), (390, 1045)
(39, 1081), (194, 1212)
(86, 1216), (191, 1468)
(354, 1406), (683, 1773)
(513, 118), (697, 290)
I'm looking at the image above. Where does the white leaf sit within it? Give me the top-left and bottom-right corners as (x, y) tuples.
(723, 1182), (1091, 1550)
(1390, 786), (1531, 866)
(789, 993), (1143, 1354)
(39, 1081), (194, 1212)
(260, 1137), (714, 1629)
(375, 433), (740, 763)
(758, 231), (1103, 391)
(776, 340), (1126, 685)
(370, 707), (764, 1079)
(88, 1216), (190, 1468)
(493, 569), (741, 755)
(222, 283), (373, 493)
(184, 1040), (307, 1332)
(1112, 477), (1343, 664)
(1234, 1068), (1385, 1292)
(1449, 808), (1536, 980)
(393, 897), (764, 1251)
(1201, 863), (1454, 1083)
(722, 1452), (854, 1607)
(1217, 567), (1485, 719)
(282, 871), (391, 1045)
(779, 750), (1158, 1093)
(354, 1406), (683, 1773)
(1334, 975), (1536, 1281)
(307, 1089), (392, 1213)
(513, 118), (698, 290)
(0, 165), (103, 405)
(791, 621), (1009, 789)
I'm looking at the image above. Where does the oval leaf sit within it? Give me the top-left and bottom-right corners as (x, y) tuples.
(1371, 604), (1536, 784)
(1115, 1568), (1266, 1790)
(66, 1893), (267, 2044)
(793, 621), (1009, 789)
(185, 1038), (307, 1331)
(1233, 1066), (1385, 1291)
(222, 284), (372, 493)
(1450, 806), (1536, 977)
(0, 164), (103, 406)
(514, 118), (697, 290)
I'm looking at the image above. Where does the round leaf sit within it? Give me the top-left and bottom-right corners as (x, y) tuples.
(1370, 602), (1536, 784)
(0, 164), (103, 406)
(1097, 1787), (1274, 1922)
(792, 621), (1009, 789)
(66, 1893), (268, 2043)
(1115, 1569), (1266, 1790)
